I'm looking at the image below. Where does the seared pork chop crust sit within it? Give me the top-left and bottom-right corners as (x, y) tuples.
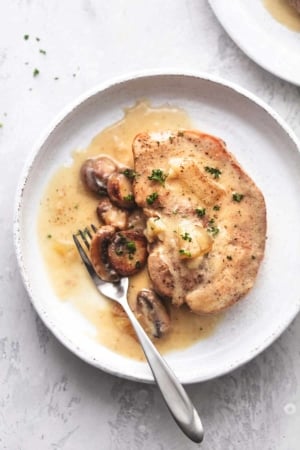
(132, 130), (266, 314)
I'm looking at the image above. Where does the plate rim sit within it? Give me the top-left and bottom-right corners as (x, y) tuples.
(208, 0), (300, 86)
(13, 69), (300, 384)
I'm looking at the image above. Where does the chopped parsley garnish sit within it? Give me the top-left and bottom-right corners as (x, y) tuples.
(24, 34), (29, 40)
(135, 261), (141, 269)
(207, 220), (219, 237)
(146, 192), (158, 205)
(179, 249), (192, 257)
(33, 68), (40, 77)
(126, 241), (136, 254)
(213, 205), (220, 211)
(232, 193), (244, 202)
(195, 207), (206, 217)
(181, 232), (192, 242)
(204, 166), (222, 179)
(47, 234), (52, 239)
(0, 123), (3, 128)
(39, 49), (46, 55)
(36, 37), (40, 42)
(123, 168), (137, 180)
(148, 169), (167, 185)
(123, 194), (134, 202)
(115, 235), (136, 258)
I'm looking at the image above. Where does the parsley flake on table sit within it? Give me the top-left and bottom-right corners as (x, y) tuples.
(33, 68), (40, 77)
(24, 34), (29, 40)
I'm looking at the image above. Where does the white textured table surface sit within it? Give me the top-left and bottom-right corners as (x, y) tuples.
(1, 1), (300, 449)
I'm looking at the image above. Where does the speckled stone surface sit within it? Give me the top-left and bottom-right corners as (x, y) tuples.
(1, 1), (300, 449)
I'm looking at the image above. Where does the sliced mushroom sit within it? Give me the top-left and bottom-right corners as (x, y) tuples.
(90, 225), (120, 282)
(96, 197), (128, 230)
(107, 230), (147, 276)
(135, 289), (171, 338)
(80, 156), (118, 194)
(107, 172), (136, 209)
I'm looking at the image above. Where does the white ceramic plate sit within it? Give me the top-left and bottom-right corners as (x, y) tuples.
(208, 0), (300, 85)
(14, 71), (300, 383)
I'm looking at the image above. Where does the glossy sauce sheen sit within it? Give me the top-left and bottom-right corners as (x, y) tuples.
(263, 0), (300, 31)
(38, 101), (221, 361)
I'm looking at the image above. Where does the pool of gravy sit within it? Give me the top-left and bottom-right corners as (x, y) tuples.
(38, 100), (221, 361)
(263, 0), (300, 31)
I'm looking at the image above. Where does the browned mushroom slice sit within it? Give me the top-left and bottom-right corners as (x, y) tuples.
(96, 197), (128, 230)
(135, 289), (171, 338)
(107, 230), (147, 276)
(107, 172), (136, 209)
(80, 156), (118, 194)
(90, 225), (120, 282)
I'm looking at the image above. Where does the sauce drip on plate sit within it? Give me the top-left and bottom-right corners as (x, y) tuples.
(263, 0), (300, 31)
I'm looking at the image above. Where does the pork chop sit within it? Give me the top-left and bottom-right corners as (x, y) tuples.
(132, 130), (266, 314)
(289, 0), (300, 13)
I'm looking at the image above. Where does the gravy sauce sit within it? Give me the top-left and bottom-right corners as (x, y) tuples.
(38, 101), (221, 360)
(263, 0), (300, 31)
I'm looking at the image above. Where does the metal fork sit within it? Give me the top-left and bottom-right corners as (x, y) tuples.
(73, 226), (204, 443)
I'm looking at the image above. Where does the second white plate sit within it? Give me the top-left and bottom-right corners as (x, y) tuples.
(208, 0), (300, 85)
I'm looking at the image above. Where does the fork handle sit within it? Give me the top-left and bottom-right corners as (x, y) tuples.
(122, 301), (204, 443)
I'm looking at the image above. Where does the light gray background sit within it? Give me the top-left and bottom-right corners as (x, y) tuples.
(1, 1), (300, 449)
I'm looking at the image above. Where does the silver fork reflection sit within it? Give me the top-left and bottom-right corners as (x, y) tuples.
(73, 226), (204, 443)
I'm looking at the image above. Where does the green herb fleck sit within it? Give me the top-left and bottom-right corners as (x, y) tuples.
(181, 232), (192, 242)
(36, 37), (40, 42)
(126, 241), (136, 254)
(47, 234), (52, 239)
(24, 34), (29, 40)
(232, 193), (244, 202)
(169, 136), (174, 144)
(123, 194), (134, 202)
(195, 208), (206, 217)
(39, 49), (46, 55)
(213, 205), (220, 211)
(146, 192), (158, 205)
(123, 168), (137, 180)
(135, 261), (141, 269)
(33, 68), (40, 77)
(148, 169), (167, 185)
(204, 166), (222, 179)
(179, 249), (192, 257)
(0, 123), (3, 128)
(207, 222), (219, 236)
(74, 204), (79, 210)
